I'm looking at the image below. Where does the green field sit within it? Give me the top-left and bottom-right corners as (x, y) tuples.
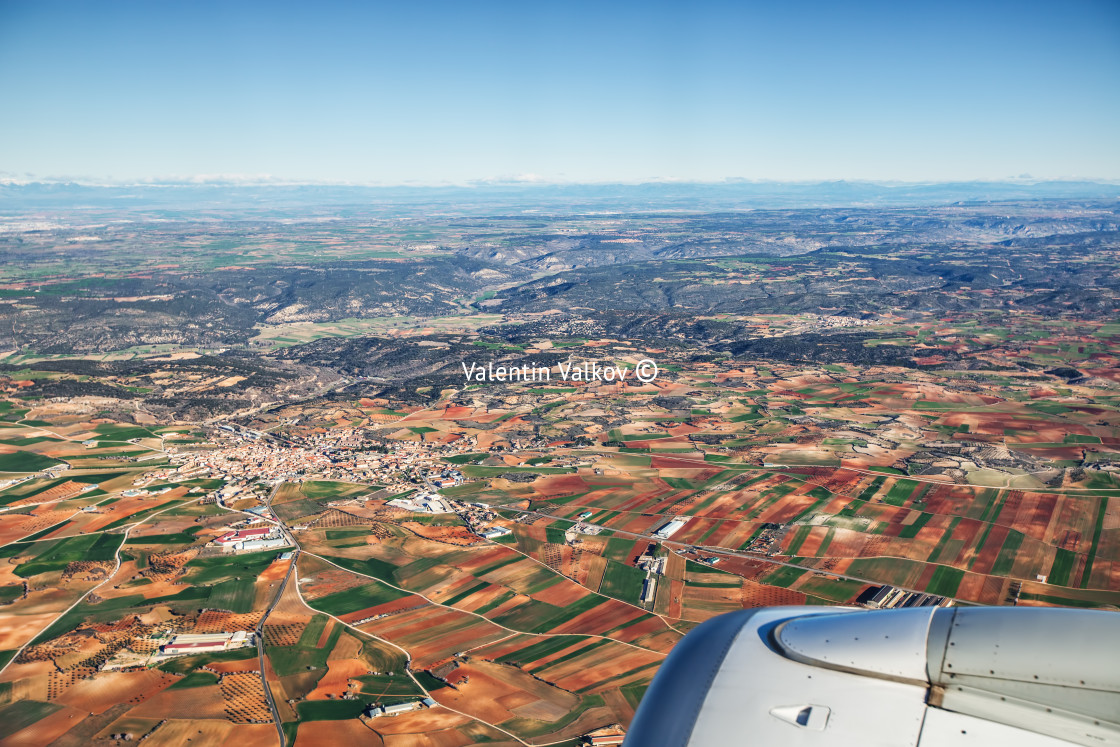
(268, 614), (344, 677)
(295, 699), (369, 720)
(206, 578), (258, 613)
(761, 565), (809, 588)
(1048, 548), (1076, 586)
(168, 670), (220, 689)
(0, 451), (62, 472)
(125, 525), (203, 545)
(310, 580), (409, 616)
(181, 549), (279, 585)
(899, 512), (933, 539)
(881, 479), (918, 506)
(157, 646), (258, 675)
(926, 566), (966, 597)
(14, 532), (123, 577)
(597, 561), (646, 603)
(316, 553), (399, 584)
(0, 700), (63, 740)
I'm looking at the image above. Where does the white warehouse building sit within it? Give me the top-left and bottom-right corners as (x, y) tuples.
(653, 519), (687, 540)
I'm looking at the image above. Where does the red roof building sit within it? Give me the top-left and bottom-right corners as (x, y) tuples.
(214, 526), (273, 545)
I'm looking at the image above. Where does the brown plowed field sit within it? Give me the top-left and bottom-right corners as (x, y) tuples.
(454, 547), (512, 573)
(358, 606), (500, 668)
(2, 703), (88, 746)
(433, 660), (577, 727)
(145, 720), (280, 747)
(526, 638), (595, 669)
(453, 584), (509, 613)
(544, 647), (660, 692)
(550, 600), (643, 635)
(366, 709), (482, 744)
(339, 597), (428, 623)
(305, 658), (369, 700)
(703, 520), (737, 547)
(602, 685), (636, 726)
(295, 719), (384, 747)
(0, 509), (70, 545)
(0, 611), (70, 652)
(796, 526), (830, 557)
(129, 683), (229, 719)
(970, 525), (1010, 575)
(55, 669), (177, 714)
(529, 579), (591, 607)
(402, 522), (480, 545)
(743, 580), (805, 607)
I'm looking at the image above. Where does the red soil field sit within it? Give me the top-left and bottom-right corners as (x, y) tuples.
(533, 474), (593, 497)
(613, 486), (672, 515)
(452, 547), (510, 573)
(742, 580), (805, 607)
(530, 580), (592, 607)
(305, 658), (369, 700)
(469, 633), (538, 661)
(674, 517), (716, 545)
(526, 638), (595, 669)
(1007, 492), (1058, 542)
(89, 497), (179, 533)
(339, 597), (428, 624)
(0, 509), (70, 545)
(551, 600), (644, 636)
(544, 647), (661, 692)
(931, 518), (983, 566)
(970, 525), (1010, 575)
(796, 527), (830, 557)
(710, 521), (759, 551)
(664, 578), (684, 618)
(703, 520), (738, 548)
(359, 607), (499, 668)
(316, 618), (337, 648)
(757, 493), (819, 524)
(258, 558), (292, 584)
(609, 614), (671, 644)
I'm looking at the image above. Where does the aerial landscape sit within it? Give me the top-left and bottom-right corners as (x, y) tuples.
(0, 181), (1118, 745)
(1, 0), (1118, 745)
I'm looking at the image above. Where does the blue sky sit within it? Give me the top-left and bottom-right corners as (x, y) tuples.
(1, 0), (1117, 184)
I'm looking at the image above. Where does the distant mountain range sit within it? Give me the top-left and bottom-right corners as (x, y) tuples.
(2, 179), (1119, 212)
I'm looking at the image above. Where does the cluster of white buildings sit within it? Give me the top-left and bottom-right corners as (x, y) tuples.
(365, 698), (436, 718)
(121, 486), (173, 498)
(387, 492), (455, 514)
(864, 585), (951, 610)
(159, 631), (251, 656)
(157, 424), (479, 495)
(212, 525), (288, 552)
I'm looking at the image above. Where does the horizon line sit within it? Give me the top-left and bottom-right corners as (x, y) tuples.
(4, 175), (1120, 189)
